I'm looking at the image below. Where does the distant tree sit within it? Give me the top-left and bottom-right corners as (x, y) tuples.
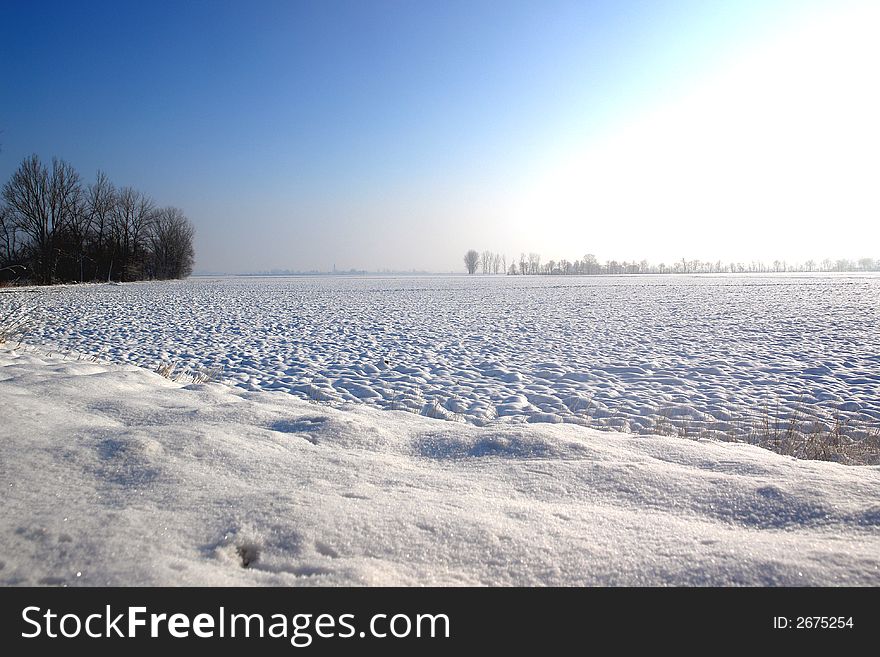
(480, 250), (492, 274)
(582, 253), (598, 275)
(458, 249), (873, 278)
(464, 249), (479, 275)
(528, 252), (540, 275)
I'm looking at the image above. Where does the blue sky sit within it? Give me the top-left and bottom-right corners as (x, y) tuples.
(2, 0), (877, 272)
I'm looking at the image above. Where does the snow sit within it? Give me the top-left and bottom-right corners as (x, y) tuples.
(3, 275), (879, 440)
(2, 346), (879, 586)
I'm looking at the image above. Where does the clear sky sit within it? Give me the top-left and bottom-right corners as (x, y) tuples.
(2, 0), (877, 272)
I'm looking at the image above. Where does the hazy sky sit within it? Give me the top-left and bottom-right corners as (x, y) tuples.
(2, 0), (878, 272)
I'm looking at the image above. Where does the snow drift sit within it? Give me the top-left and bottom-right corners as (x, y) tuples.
(2, 346), (878, 586)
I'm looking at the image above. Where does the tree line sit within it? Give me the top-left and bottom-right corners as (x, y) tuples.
(1, 154), (195, 284)
(464, 250), (880, 276)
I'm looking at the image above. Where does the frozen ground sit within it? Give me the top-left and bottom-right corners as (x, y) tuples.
(2, 274), (879, 441)
(1, 347), (878, 585)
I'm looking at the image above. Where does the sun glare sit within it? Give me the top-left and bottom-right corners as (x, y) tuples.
(509, 2), (880, 263)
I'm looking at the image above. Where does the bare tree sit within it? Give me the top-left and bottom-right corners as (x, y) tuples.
(48, 159), (83, 279)
(2, 155), (82, 283)
(492, 252), (502, 274)
(464, 249), (479, 275)
(460, 248), (876, 277)
(582, 254), (598, 275)
(60, 186), (93, 282)
(146, 206), (195, 279)
(480, 250), (492, 274)
(110, 187), (154, 281)
(0, 203), (21, 267)
(1, 157), (197, 285)
(85, 171), (117, 280)
(528, 252), (541, 275)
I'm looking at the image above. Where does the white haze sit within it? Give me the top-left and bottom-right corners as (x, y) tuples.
(500, 2), (880, 266)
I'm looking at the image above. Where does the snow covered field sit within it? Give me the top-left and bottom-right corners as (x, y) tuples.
(2, 347), (878, 585)
(3, 274), (879, 440)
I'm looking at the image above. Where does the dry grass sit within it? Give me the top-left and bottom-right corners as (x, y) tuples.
(744, 411), (880, 465)
(652, 399), (880, 465)
(0, 305), (31, 346)
(155, 361), (222, 385)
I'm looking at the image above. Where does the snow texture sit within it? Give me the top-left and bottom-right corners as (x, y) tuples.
(3, 274), (879, 438)
(1, 347), (878, 586)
